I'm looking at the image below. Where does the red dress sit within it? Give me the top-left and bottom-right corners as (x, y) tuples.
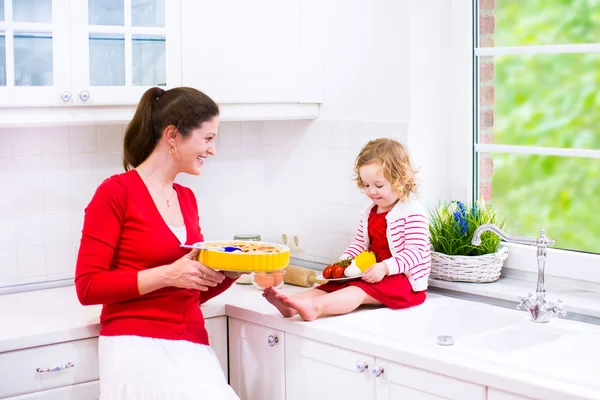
(317, 206), (426, 309)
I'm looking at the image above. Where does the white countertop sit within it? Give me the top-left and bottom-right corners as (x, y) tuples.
(0, 284), (236, 353)
(1, 283), (599, 399)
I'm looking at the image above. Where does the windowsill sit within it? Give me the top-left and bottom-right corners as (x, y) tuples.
(428, 275), (600, 321)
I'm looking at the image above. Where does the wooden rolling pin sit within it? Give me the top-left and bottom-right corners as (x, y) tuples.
(283, 265), (327, 287)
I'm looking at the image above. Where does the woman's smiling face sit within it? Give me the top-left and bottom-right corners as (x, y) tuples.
(176, 117), (219, 176)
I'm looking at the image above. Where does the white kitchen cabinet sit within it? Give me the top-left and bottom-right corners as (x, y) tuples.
(487, 388), (535, 400)
(375, 358), (486, 400)
(285, 334), (486, 400)
(181, 0), (323, 105)
(205, 315), (228, 379)
(69, 0), (181, 105)
(286, 334), (376, 400)
(0, 0), (71, 106)
(0, 0), (181, 107)
(0, 337), (99, 398)
(228, 318), (285, 400)
(5, 381), (99, 400)
(0, 0), (319, 125)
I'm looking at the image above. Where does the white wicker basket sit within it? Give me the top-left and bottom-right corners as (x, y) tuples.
(430, 247), (510, 283)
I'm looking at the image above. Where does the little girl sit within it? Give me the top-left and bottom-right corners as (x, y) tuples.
(264, 138), (431, 321)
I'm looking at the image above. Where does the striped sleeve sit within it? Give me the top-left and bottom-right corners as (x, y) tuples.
(341, 216), (368, 260)
(384, 214), (431, 282)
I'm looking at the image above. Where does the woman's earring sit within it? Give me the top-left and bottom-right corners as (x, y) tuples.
(169, 145), (177, 157)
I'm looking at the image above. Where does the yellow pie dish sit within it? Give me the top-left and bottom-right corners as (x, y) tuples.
(194, 240), (290, 272)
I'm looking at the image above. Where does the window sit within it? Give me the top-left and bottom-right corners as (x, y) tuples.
(474, 0), (600, 257)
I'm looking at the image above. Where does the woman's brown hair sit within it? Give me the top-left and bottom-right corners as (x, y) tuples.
(123, 87), (219, 170)
(354, 138), (418, 202)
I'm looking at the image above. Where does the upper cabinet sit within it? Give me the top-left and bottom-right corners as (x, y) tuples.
(69, 0), (181, 105)
(0, 0), (181, 108)
(0, 0), (321, 126)
(0, 0), (72, 106)
(181, 0), (323, 106)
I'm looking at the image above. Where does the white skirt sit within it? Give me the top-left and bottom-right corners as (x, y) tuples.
(99, 335), (239, 400)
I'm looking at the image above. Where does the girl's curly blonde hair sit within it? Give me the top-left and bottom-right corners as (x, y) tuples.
(354, 138), (418, 202)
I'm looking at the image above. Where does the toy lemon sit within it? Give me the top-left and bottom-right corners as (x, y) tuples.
(354, 251), (377, 272)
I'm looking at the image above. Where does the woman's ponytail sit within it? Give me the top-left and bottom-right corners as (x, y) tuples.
(123, 87), (165, 171)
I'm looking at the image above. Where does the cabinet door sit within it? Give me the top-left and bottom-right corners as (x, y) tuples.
(205, 316), (228, 379)
(285, 334), (376, 400)
(0, 0), (72, 106)
(69, 0), (181, 105)
(375, 358), (486, 400)
(182, 0), (323, 104)
(5, 380), (100, 400)
(487, 388), (535, 400)
(228, 318), (285, 400)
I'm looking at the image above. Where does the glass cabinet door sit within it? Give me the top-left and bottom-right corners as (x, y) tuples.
(70, 0), (180, 105)
(0, 0), (71, 106)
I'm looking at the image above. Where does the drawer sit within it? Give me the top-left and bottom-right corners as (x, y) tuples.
(5, 381), (100, 400)
(0, 338), (99, 398)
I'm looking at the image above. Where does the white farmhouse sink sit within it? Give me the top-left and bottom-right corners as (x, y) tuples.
(324, 295), (523, 344)
(496, 333), (600, 390)
(462, 326), (564, 352)
(323, 293), (600, 391)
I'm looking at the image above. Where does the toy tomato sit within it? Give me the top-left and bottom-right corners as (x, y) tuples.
(332, 265), (346, 279)
(323, 265), (334, 279)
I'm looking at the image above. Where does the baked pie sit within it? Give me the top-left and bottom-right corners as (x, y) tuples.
(195, 240), (290, 272)
(201, 241), (284, 254)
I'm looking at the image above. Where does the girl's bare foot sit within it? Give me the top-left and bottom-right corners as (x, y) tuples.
(281, 296), (322, 321)
(262, 287), (297, 317)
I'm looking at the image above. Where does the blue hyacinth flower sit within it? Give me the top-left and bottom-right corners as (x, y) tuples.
(453, 201), (468, 235)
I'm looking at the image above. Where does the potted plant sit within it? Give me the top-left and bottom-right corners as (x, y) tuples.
(428, 199), (510, 283)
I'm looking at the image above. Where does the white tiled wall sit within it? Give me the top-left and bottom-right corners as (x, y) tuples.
(0, 120), (408, 287)
(181, 118), (409, 264)
(0, 125), (124, 287)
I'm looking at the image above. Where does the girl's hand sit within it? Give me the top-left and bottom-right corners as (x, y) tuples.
(362, 262), (389, 283)
(164, 248), (225, 291)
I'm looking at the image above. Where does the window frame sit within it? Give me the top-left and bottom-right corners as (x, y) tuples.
(449, 1), (600, 284)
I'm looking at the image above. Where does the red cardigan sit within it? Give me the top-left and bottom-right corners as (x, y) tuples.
(75, 170), (234, 345)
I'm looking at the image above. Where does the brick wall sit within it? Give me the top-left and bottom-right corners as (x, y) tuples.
(478, 0), (495, 201)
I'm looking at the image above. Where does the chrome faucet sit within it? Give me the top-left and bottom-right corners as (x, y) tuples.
(472, 224), (566, 323)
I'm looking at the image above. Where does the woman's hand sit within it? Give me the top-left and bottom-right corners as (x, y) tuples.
(223, 271), (243, 280)
(362, 261), (389, 284)
(163, 248), (225, 291)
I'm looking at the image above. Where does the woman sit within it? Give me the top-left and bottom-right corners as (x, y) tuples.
(75, 87), (240, 399)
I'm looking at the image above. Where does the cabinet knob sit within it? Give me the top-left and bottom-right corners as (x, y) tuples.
(371, 365), (384, 377)
(36, 361), (75, 373)
(356, 361), (368, 373)
(79, 90), (90, 102)
(61, 91), (72, 102)
(267, 335), (278, 347)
